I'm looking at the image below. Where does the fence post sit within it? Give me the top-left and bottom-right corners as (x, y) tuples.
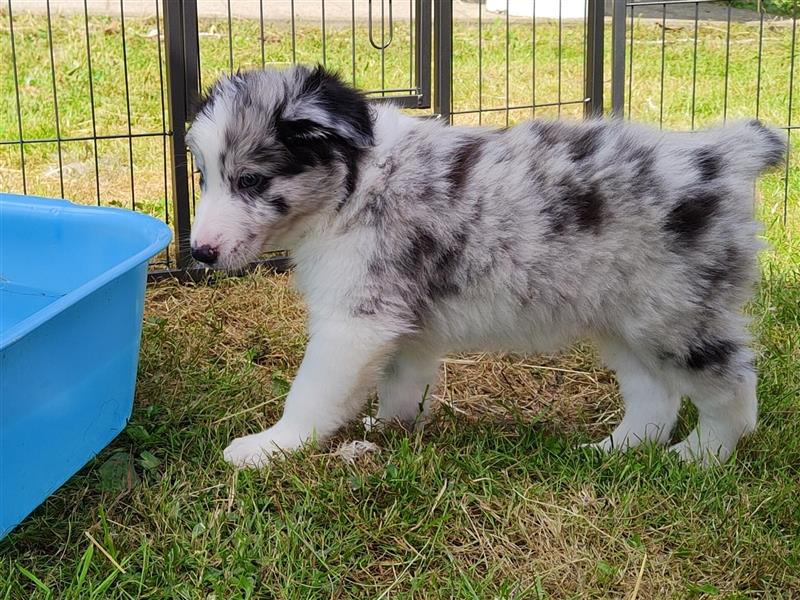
(433, 0), (452, 122)
(415, 0), (433, 109)
(163, 0), (196, 269)
(611, 0), (627, 117)
(584, 0), (605, 118)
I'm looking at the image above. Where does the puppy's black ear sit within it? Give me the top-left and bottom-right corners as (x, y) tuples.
(279, 65), (374, 149)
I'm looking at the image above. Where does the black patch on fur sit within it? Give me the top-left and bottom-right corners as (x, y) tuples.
(569, 127), (602, 162)
(273, 67), (374, 205)
(274, 116), (358, 196)
(270, 195), (289, 215)
(429, 230), (469, 298)
(448, 138), (483, 196)
(298, 66), (374, 147)
(685, 338), (735, 371)
(570, 188), (605, 232)
(275, 118), (338, 165)
(544, 181), (605, 236)
(397, 228), (439, 279)
(694, 147), (722, 181)
(382, 223), (472, 322)
(250, 144), (286, 166)
(342, 149), (361, 199)
(665, 190), (721, 247)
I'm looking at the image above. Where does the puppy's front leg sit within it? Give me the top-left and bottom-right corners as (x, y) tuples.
(223, 318), (396, 468)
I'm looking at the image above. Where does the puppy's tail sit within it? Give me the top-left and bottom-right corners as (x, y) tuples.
(723, 119), (786, 178)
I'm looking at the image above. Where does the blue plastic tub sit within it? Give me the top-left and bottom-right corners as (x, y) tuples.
(0, 193), (171, 539)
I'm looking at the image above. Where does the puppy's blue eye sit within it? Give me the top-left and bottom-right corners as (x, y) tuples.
(238, 173), (267, 190)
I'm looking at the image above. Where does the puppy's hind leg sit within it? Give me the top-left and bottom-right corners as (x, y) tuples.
(365, 343), (441, 432)
(669, 349), (757, 466)
(589, 339), (681, 452)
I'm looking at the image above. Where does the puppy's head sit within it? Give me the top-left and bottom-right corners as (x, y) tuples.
(187, 65), (373, 269)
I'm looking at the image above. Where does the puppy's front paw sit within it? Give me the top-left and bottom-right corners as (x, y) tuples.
(223, 427), (307, 468)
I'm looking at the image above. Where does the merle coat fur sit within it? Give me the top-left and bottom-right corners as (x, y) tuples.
(186, 65), (785, 467)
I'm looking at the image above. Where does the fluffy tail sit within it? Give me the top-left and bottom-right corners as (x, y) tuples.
(724, 119), (786, 178)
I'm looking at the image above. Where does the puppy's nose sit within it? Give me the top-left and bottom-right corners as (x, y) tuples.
(191, 244), (219, 265)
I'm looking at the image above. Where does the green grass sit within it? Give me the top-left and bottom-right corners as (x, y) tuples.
(1, 9), (799, 599)
(1, 271), (798, 598)
(732, 0), (798, 17)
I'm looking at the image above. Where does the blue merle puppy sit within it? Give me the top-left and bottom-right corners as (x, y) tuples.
(186, 65), (785, 468)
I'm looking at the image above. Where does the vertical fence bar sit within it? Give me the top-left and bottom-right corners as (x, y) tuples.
(531, 0), (537, 118)
(259, 0), (266, 68)
(690, 1), (699, 129)
(183, 0), (200, 221)
(226, 0), (233, 72)
(164, 0), (193, 269)
(408, 0), (413, 92)
(434, 0), (452, 121)
(755, 6), (764, 119)
(415, 0), (432, 108)
(291, 0), (297, 63)
(584, 0), (604, 118)
(557, 0), (563, 117)
(7, 1), (27, 194)
(322, 0), (327, 66)
(183, 0), (200, 111)
(611, 0), (626, 117)
(155, 0), (171, 267)
(722, 2), (732, 123)
(120, 0), (136, 209)
(479, 0), (484, 123)
(351, 0), (357, 85)
(82, 0), (101, 204)
(626, 3), (634, 119)
(381, 0), (386, 94)
(658, 3), (666, 128)
(784, 14), (796, 226)
(45, 0), (64, 198)
(505, 1), (510, 126)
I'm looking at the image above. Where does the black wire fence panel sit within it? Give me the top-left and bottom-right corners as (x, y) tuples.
(1, 1), (794, 275)
(612, 0), (797, 247)
(1, 1), (430, 271)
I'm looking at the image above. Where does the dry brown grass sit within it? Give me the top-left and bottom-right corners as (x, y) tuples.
(145, 267), (623, 442)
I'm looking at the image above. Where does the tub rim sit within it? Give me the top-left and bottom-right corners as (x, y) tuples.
(0, 193), (173, 349)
